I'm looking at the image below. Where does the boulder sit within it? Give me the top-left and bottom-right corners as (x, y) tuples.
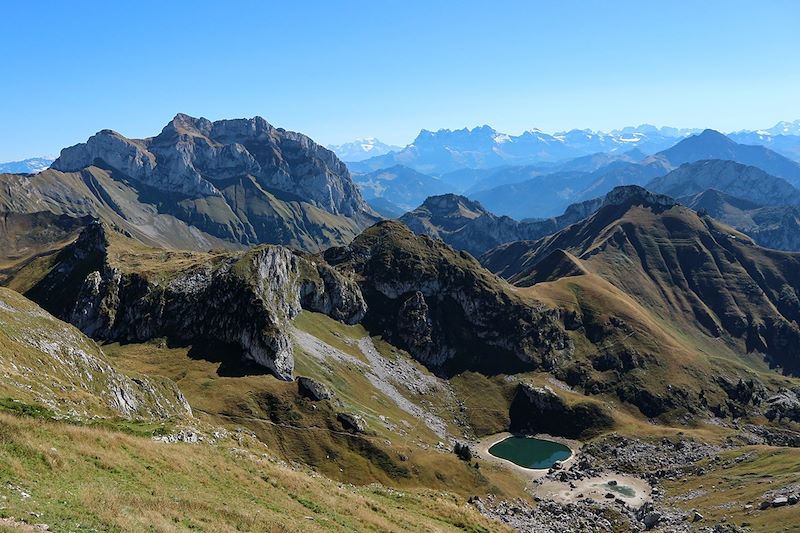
(642, 511), (662, 529)
(772, 496), (789, 507)
(337, 413), (366, 433)
(297, 377), (332, 401)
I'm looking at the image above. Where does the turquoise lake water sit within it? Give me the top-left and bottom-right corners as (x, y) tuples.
(488, 436), (572, 469)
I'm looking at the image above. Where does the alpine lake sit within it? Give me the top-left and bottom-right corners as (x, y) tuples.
(488, 436), (572, 469)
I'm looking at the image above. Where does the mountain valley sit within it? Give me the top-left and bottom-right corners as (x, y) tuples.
(2, 115), (800, 533)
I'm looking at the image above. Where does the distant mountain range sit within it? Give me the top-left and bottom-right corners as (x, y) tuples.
(469, 129), (800, 219)
(0, 157), (54, 173)
(353, 164), (451, 212)
(347, 124), (693, 175)
(400, 153), (800, 255)
(345, 121), (800, 177)
(327, 138), (402, 162)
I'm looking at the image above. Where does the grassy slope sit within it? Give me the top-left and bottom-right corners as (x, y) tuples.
(102, 311), (527, 499)
(663, 446), (800, 531)
(521, 272), (798, 411)
(0, 411), (503, 533)
(0, 288), (188, 420)
(0, 168), (237, 252)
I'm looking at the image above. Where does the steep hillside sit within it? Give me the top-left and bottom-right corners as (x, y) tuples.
(647, 159), (800, 206)
(0, 287), (190, 419)
(0, 211), (91, 282)
(0, 409), (502, 532)
(681, 189), (800, 251)
(0, 114), (379, 252)
(482, 186), (800, 378)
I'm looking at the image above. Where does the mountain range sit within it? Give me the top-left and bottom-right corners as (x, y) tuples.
(481, 185), (800, 376)
(347, 124), (693, 175)
(3, 114), (800, 532)
(467, 129), (800, 220)
(0, 157), (54, 173)
(327, 137), (402, 162)
(345, 121), (800, 178)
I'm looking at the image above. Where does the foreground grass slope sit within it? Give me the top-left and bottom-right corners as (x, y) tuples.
(0, 410), (502, 533)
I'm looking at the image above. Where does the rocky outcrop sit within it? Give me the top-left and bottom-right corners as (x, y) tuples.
(39, 113), (380, 251)
(765, 388), (800, 423)
(324, 220), (573, 375)
(337, 412), (367, 433)
(297, 377), (333, 401)
(27, 223), (366, 381)
(509, 383), (614, 439)
(399, 193), (603, 257)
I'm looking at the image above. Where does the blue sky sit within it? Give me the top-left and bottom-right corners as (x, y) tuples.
(1, 0), (799, 160)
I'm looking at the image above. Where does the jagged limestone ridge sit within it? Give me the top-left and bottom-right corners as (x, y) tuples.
(36, 222), (366, 381)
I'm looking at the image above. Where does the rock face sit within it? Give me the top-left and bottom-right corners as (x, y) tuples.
(509, 383), (614, 439)
(765, 388), (800, 422)
(26, 222), (366, 381)
(53, 114), (372, 217)
(324, 220), (573, 374)
(0, 113), (380, 252)
(16, 219), (574, 381)
(337, 412), (366, 433)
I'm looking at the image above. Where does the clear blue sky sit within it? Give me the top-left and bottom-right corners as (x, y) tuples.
(1, 0), (799, 160)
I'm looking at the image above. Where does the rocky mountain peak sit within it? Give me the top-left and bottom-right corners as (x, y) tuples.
(51, 113), (375, 220)
(601, 185), (677, 210)
(419, 193), (488, 217)
(697, 128), (734, 143)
